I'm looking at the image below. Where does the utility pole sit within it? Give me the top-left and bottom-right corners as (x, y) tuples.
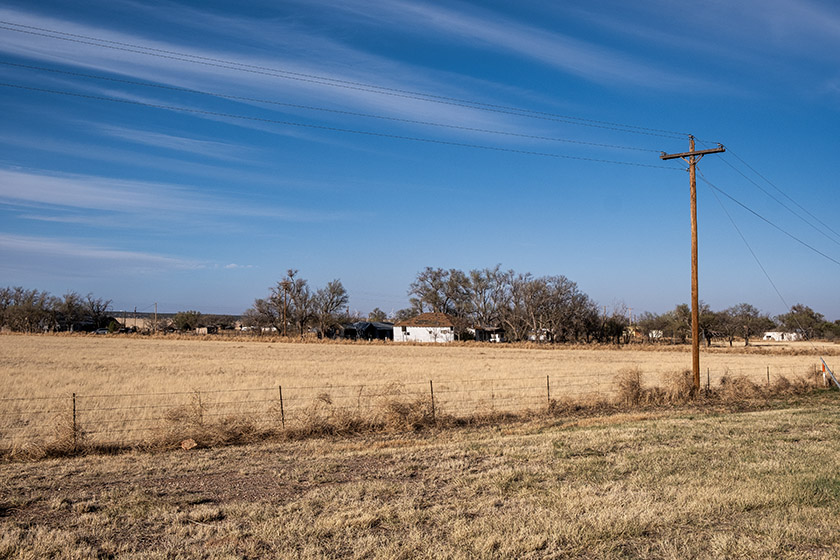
(660, 136), (725, 390)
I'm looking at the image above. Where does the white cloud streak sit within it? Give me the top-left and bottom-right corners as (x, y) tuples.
(0, 168), (355, 223)
(0, 233), (201, 269)
(0, 5), (530, 133)
(286, 0), (702, 90)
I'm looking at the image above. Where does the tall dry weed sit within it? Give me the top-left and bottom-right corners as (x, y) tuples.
(717, 374), (763, 401)
(614, 368), (645, 406)
(661, 369), (697, 403)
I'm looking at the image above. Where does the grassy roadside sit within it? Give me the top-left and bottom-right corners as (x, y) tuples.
(2, 392), (839, 559)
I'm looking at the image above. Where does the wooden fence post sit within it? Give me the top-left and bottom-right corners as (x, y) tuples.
(72, 392), (77, 451)
(429, 380), (435, 423)
(546, 375), (551, 407)
(278, 385), (285, 429)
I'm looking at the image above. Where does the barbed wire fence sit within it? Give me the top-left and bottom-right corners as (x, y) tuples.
(0, 363), (827, 456)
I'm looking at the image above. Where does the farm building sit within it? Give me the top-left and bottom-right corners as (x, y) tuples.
(341, 321), (394, 341)
(472, 325), (504, 343)
(394, 312), (455, 343)
(762, 331), (801, 342)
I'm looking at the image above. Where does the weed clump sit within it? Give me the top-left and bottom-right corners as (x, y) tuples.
(662, 369), (696, 403)
(614, 368), (645, 406)
(717, 374), (762, 401)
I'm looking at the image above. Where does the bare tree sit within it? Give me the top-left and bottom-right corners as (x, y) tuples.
(468, 265), (507, 328)
(313, 279), (349, 337)
(85, 293), (113, 329)
(368, 308), (388, 322)
(241, 299), (280, 332)
(497, 272), (534, 342)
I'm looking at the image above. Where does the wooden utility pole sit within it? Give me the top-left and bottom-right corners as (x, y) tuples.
(660, 136), (725, 390)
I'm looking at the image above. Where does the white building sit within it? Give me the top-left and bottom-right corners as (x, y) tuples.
(762, 331), (801, 342)
(394, 312), (455, 343)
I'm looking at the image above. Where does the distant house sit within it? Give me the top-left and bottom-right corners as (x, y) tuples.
(394, 312), (455, 343)
(763, 331), (801, 342)
(472, 325), (504, 343)
(342, 321), (394, 341)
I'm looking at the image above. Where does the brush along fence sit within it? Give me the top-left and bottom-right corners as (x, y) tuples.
(0, 364), (827, 456)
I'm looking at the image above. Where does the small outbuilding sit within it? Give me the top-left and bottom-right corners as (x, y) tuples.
(342, 321), (394, 341)
(393, 312), (455, 343)
(472, 325), (504, 343)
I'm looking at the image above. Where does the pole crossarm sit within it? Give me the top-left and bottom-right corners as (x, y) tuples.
(660, 144), (725, 161)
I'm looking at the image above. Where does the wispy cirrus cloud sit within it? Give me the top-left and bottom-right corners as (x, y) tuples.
(0, 4), (530, 133)
(93, 124), (253, 161)
(0, 168), (353, 223)
(291, 0), (704, 90)
(0, 233), (202, 270)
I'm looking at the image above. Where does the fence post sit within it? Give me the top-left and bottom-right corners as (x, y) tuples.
(546, 375), (551, 407)
(767, 366), (770, 386)
(491, 381), (495, 411)
(429, 380), (435, 423)
(706, 368), (710, 391)
(72, 392), (77, 452)
(278, 385), (286, 429)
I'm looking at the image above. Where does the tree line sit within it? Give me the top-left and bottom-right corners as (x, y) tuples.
(4, 272), (840, 343)
(242, 266), (840, 344)
(0, 287), (239, 334)
(0, 287), (114, 333)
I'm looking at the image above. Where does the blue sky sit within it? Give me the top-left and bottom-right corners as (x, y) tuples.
(1, 0), (838, 319)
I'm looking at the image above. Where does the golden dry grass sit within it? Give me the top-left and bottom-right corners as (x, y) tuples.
(0, 333), (834, 457)
(1, 393), (839, 558)
(3, 333), (832, 394)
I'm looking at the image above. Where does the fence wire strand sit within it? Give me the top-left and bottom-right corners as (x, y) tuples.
(1, 363), (826, 449)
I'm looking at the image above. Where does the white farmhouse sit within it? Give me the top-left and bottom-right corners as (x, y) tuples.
(394, 312), (455, 343)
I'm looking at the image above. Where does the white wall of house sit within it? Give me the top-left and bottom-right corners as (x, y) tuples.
(394, 325), (454, 343)
(762, 331), (800, 341)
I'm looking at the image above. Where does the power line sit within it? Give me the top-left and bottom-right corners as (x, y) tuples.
(718, 154), (840, 248)
(0, 61), (661, 154)
(0, 81), (681, 170)
(697, 169), (840, 268)
(707, 174), (825, 355)
(695, 139), (840, 248)
(726, 147), (840, 242)
(706, 178), (793, 312)
(0, 19), (689, 139)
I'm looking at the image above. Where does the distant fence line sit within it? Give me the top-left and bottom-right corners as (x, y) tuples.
(0, 363), (826, 455)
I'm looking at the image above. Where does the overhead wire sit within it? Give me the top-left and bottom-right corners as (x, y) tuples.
(0, 19), (689, 139)
(727, 147), (840, 241)
(703, 170), (833, 364)
(694, 139), (840, 248)
(0, 61), (662, 154)
(718, 155), (840, 248)
(697, 169), (840, 268)
(0, 82), (681, 170)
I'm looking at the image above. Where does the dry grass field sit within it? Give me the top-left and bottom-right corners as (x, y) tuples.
(1, 334), (839, 558)
(0, 334), (836, 457)
(1, 394), (839, 558)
